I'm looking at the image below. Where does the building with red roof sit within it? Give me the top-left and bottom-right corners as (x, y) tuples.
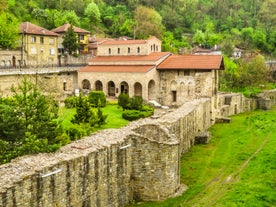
(19, 22), (59, 67)
(78, 36), (224, 106)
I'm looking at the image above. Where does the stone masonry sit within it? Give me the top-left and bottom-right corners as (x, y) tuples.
(1, 91), (276, 206)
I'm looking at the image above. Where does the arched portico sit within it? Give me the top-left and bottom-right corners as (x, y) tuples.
(82, 79), (91, 90)
(95, 80), (103, 91)
(107, 81), (116, 96)
(148, 80), (156, 100)
(120, 81), (129, 94)
(134, 82), (142, 97)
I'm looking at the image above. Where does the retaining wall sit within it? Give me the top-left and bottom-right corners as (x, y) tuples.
(1, 90), (276, 207)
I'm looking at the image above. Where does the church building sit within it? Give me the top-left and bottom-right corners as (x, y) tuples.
(78, 36), (224, 106)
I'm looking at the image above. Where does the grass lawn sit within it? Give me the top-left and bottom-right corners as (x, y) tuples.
(128, 107), (276, 207)
(59, 104), (129, 135)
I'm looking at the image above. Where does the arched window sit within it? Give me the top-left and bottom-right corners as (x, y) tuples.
(108, 48), (111, 54)
(137, 47), (140, 54)
(134, 82), (142, 97)
(118, 48), (120, 54)
(95, 80), (103, 91)
(128, 47), (130, 53)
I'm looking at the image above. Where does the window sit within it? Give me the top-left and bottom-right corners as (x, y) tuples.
(172, 91), (177, 102)
(31, 36), (36, 43)
(118, 48), (120, 54)
(128, 47), (130, 53)
(40, 37), (44, 44)
(137, 47), (140, 53)
(79, 35), (84, 40)
(31, 47), (37, 54)
(50, 48), (55, 55)
(49, 38), (54, 44)
(184, 70), (190, 76)
(108, 48), (111, 54)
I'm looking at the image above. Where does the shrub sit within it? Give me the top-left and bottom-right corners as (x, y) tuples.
(118, 93), (130, 110)
(128, 96), (143, 110)
(64, 96), (78, 108)
(122, 110), (143, 121)
(88, 91), (106, 107)
(122, 106), (154, 121)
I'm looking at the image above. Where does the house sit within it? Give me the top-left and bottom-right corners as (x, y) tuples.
(51, 23), (90, 55)
(78, 36), (224, 106)
(20, 22), (59, 67)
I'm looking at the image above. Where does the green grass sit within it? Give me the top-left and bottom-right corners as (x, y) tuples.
(128, 107), (276, 207)
(59, 104), (129, 135)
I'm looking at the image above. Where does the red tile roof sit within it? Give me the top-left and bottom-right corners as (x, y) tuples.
(51, 23), (90, 34)
(157, 55), (224, 70)
(100, 36), (161, 46)
(20, 22), (59, 36)
(89, 52), (171, 63)
(79, 65), (155, 73)
(100, 39), (147, 45)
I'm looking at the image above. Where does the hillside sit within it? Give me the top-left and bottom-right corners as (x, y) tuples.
(0, 0), (276, 56)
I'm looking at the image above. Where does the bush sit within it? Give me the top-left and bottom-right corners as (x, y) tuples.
(64, 96), (78, 108)
(122, 106), (154, 121)
(88, 91), (106, 107)
(118, 93), (130, 110)
(122, 110), (144, 121)
(128, 96), (143, 110)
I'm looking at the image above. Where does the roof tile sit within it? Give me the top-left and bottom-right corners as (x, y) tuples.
(20, 22), (59, 36)
(157, 55), (224, 70)
(79, 65), (155, 73)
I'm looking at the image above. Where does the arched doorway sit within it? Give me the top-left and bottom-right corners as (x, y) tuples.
(120, 81), (129, 94)
(170, 80), (177, 102)
(148, 80), (156, 100)
(134, 82), (142, 97)
(107, 81), (116, 96)
(82, 79), (91, 90)
(95, 80), (103, 91)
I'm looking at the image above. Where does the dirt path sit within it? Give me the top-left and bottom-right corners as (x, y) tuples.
(190, 133), (270, 207)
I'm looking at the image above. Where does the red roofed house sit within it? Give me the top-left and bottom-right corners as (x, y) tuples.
(78, 36), (224, 106)
(51, 23), (90, 55)
(20, 22), (59, 67)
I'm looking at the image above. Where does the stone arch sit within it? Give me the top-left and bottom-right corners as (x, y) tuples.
(95, 80), (103, 91)
(120, 81), (129, 94)
(82, 79), (91, 90)
(134, 82), (142, 97)
(6, 60), (11, 68)
(170, 80), (177, 102)
(180, 82), (186, 97)
(148, 80), (156, 100)
(107, 81), (116, 96)
(1, 60), (5, 68)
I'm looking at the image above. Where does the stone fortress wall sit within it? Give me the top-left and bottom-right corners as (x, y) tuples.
(1, 91), (276, 207)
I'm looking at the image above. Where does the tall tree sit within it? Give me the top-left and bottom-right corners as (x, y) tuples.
(134, 6), (164, 39)
(62, 24), (79, 55)
(0, 13), (20, 49)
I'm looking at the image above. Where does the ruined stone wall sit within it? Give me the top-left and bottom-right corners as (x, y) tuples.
(0, 98), (213, 206)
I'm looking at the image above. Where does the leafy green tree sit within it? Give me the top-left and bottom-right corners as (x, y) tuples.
(62, 24), (79, 55)
(84, 1), (101, 28)
(0, 13), (20, 49)
(134, 6), (164, 39)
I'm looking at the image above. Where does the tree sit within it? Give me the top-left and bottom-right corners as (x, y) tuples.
(134, 6), (164, 39)
(84, 1), (101, 28)
(62, 24), (79, 55)
(0, 78), (62, 163)
(0, 13), (20, 49)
